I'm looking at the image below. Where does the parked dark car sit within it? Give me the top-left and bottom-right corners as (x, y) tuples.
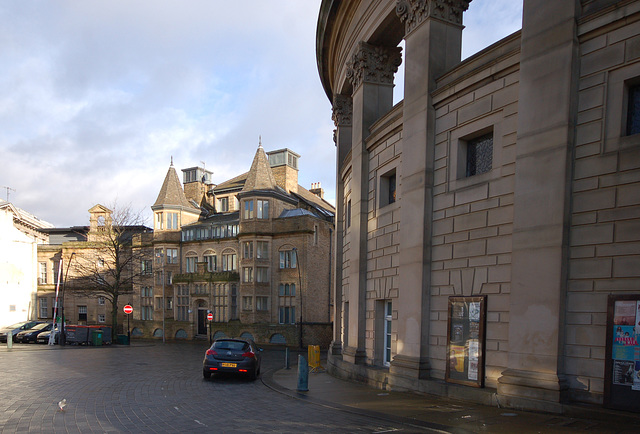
(37, 329), (59, 344)
(203, 338), (262, 380)
(16, 322), (54, 343)
(0, 321), (40, 343)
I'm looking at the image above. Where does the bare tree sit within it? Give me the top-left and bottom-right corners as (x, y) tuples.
(69, 203), (150, 334)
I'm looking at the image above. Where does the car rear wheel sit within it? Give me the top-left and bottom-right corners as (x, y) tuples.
(203, 370), (211, 379)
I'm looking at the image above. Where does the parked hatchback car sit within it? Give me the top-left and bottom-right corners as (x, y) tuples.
(203, 338), (262, 380)
(16, 322), (54, 343)
(0, 321), (40, 343)
(37, 329), (60, 344)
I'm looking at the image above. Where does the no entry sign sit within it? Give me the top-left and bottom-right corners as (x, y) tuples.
(123, 304), (133, 315)
(207, 312), (213, 321)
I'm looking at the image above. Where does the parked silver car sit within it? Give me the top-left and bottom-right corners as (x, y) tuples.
(0, 321), (41, 343)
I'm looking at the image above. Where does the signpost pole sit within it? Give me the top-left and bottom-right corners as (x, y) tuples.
(123, 304), (133, 345)
(207, 311), (213, 344)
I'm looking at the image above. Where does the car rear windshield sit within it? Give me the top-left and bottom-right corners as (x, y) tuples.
(213, 340), (248, 351)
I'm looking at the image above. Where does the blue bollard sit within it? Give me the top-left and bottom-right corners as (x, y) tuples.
(297, 354), (309, 392)
(285, 347), (290, 370)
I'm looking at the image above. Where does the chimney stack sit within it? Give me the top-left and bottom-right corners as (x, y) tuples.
(310, 182), (324, 199)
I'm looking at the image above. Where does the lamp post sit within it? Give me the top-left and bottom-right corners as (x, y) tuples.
(60, 252), (76, 347)
(293, 247), (303, 349)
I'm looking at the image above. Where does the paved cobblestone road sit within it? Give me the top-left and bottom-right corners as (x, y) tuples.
(0, 342), (429, 433)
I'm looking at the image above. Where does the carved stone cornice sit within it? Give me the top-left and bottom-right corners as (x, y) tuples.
(396, 0), (471, 35)
(346, 42), (402, 91)
(332, 94), (353, 127)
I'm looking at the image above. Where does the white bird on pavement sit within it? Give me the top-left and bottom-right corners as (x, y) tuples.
(58, 399), (67, 411)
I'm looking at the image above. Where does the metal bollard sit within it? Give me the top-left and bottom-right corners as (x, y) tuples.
(7, 334), (12, 349)
(297, 354), (309, 392)
(285, 347), (290, 370)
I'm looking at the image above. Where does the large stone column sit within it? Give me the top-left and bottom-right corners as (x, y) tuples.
(391, 0), (469, 382)
(497, 0), (580, 412)
(342, 42), (401, 365)
(330, 94), (353, 356)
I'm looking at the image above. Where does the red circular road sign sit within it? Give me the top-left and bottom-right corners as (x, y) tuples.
(123, 304), (133, 315)
(207, 312), (213, 321)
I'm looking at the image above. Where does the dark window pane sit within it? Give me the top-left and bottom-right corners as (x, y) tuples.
(628, 85), (640, 136)
(466, 133), (493, 177)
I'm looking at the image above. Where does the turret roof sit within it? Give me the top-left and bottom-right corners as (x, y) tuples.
(153, 164), (199, 210)
(241, 145), (277, 192)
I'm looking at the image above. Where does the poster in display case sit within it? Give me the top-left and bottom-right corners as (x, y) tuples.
(604, 294), (640, 412)
(446, 296), (486, 387)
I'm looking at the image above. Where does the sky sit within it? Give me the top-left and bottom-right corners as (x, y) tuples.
(0, 1), (523, 227)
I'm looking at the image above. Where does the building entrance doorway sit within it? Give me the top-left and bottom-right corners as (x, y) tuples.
(197, 309), (207, 335)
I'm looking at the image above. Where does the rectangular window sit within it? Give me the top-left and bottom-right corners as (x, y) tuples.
(279, 250), (297, 269)
(185, 256), (197, 273)
(205, 254), (217, 272)
(155, 248), (163, 265)
(279, 306), (296, 324)
(39, 298), (48, 318)
(98, 296), (105, 306)
(242, 296), (253, 311)
(256, 267), (268, 283)
(243, 200), (254, 219)
(243, 241), (254, 259)
(156, 212), (164, 230)
(314, 225), (318, 246)
(156, 297), (164, 310)
(166, 297), (173, 310)
(380, 169), (397, 207)
(176, 286), (189, 321)
(256, 241), (268, 259)
(98, 314), (106, 323)
(256, 296), (268, 311)
(167, 249), (178, 264)
(279, 283), (296, 296)
(78, 305), (87, 321)
(166, 212), (178, 230)
(466, 133), (493, 177)
(141, 259), (152, 275)
(628, 84), (640, 136)
(257, 199), (269, 219)
(219, 197), (229, 212)
(346, 199), (351, 228)
(243, 267), (253, 283)
(222, 253), (237, 271)
(38, 262), (47, 284)
(384, 301), (392, 367)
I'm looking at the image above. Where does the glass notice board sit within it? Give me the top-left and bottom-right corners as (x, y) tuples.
(604, 294), (640, 412)
(446, 296), (486, 387)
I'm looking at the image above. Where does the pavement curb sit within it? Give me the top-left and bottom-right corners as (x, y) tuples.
(261, 366), (473, 434)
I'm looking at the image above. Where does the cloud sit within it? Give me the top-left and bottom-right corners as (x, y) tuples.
(0, 1), (521, 227)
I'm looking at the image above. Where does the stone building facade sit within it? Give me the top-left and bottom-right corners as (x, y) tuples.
(317, 0), (640, 413)
(130, 146), (335, 347)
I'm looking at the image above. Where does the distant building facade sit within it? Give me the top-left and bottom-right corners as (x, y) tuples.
(0, 200), (52, 324)
(317, 0), (640, 413)
(131, 146), (335, 347)
(37, 205), (151, 332)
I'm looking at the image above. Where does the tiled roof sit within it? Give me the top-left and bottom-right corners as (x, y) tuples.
(153, 165), (199, 210)
(242, 146), (277, 192)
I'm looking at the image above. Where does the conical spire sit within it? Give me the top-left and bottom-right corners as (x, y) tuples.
(242, 145), (277, 192)
(153, 165), (195, 208)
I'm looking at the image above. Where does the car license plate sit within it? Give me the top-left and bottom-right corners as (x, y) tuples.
(221, 363), (237, 368)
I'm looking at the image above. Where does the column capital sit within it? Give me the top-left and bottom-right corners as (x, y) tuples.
(332, 94), (353, 128)
(396, 0), (471, 35)
(346, 42), (402, 92)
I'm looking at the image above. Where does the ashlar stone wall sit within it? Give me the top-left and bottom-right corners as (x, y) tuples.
(429, 34), (521, 385)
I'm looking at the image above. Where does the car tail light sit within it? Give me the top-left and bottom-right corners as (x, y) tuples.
(206, 349), (218, 356)
(239, 369), (248, 373)
(241, 351), (255, 358)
